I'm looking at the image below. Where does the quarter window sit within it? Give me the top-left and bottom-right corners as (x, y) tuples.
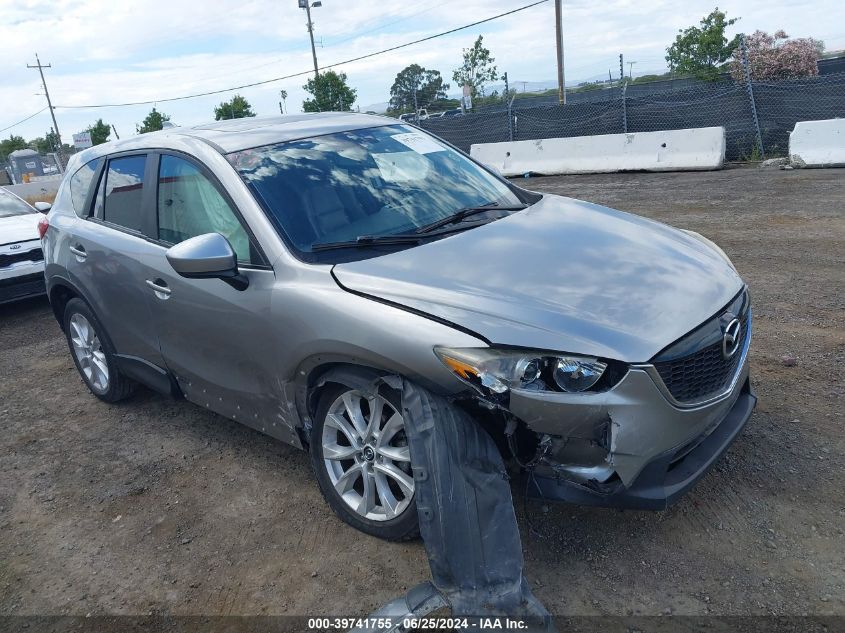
(69, 159), (99, 217)
(103, 156), (146, 233)
(156, 155), (255, 264)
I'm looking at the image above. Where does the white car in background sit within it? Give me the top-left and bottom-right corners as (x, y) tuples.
(0, 187), (50, 305)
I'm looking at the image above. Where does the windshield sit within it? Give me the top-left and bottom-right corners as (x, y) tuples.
(228, 124), (524, 255)
(0, 191), (36, 219)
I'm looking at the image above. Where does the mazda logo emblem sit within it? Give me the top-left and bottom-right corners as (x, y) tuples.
(722, 318), (742, 359)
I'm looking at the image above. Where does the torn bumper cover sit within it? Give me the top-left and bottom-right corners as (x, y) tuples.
(509, 351), (756, 510)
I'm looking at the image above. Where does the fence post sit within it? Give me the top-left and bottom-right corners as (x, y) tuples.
(621, 82), (628, 133)
(740, 34), (765, 160)
(507, 95), (515, 142)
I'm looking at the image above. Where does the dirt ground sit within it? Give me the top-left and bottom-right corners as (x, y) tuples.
(1, 166), (843, 623)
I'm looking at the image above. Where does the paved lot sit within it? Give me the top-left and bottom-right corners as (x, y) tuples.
(1, 166), (843, 620)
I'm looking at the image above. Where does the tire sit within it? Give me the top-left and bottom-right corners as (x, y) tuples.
(310, 382), (420, 541)
(63, 297), (136, 403)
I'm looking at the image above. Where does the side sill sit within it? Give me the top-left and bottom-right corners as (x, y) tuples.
(114, 355), (181, 398)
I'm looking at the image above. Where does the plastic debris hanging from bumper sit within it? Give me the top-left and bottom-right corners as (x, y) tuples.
(314, 370), (554, 632)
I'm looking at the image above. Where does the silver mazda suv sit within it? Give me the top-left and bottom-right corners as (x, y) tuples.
(42, 114), (755, 540)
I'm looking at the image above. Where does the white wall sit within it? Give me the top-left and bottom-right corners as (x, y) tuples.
(790, 119), (845, 168)
(470, 127), (726, 177)
(2, 179), (61, 200)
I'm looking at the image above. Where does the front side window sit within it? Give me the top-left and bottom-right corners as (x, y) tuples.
(0, 191), (35, 218)
(69, 159), (99, 217)
(103, 155), (146, 233)
(156, 155), (255, 264)
(228, 125), (523, 256)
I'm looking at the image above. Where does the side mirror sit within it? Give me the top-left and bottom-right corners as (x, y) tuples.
(165, 233), (249, 291)
(34, 201), (52, 213)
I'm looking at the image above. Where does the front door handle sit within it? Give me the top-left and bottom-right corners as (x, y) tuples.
(145, 278), (171, 299)
(69, 244), (87, 260)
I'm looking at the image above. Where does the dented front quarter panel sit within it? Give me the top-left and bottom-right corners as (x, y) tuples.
(508, 356), (750, 487)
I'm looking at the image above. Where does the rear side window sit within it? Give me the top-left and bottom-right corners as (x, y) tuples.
(103, 155), (146, 233)
(69, 159), (99, 217)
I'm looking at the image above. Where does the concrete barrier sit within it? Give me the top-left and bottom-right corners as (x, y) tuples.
(790, 119), (845, 168)
(2, 178), (61, 201)
(470, 127), (726, 177)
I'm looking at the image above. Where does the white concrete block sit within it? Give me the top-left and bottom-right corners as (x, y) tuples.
(470, 127), (726, 177)
(789, 119), (845, 168)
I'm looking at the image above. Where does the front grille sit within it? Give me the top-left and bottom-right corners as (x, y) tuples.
(0, 247), (43, 268)
(654, 306), (749, 404)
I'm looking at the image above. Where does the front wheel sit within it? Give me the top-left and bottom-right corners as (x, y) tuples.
(310, 383), (419, 541)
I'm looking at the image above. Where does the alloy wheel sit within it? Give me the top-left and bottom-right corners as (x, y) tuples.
(321, 390), (414, 522)
(69, 313), (110, 393)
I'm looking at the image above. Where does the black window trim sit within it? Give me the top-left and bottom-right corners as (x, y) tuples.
(150, 149), (271, 270)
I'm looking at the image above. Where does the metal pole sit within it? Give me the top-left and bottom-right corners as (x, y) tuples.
(740, 34), (765, 160)
(554, 0), (566, 104)
(413, 87), (419, 125)
(304, 2), (319, 78)
(619, 53), (627, 132)
(507, 95), (515, 142)
(111, 124), (120, 140)
(622, 82), (628, 134)
(28, 53), (63, 162)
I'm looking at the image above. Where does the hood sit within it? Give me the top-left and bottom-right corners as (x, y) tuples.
(0, 213), (41, 246)
(333, 195), (744, 363)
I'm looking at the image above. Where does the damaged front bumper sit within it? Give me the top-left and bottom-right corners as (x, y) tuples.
(508, 346), (755, 510)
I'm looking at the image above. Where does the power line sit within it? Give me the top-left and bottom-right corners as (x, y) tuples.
(0, 107), (48, 134)
(55, 0), (549, 110)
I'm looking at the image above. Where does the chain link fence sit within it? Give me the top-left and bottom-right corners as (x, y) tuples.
(419, 71), (845, 162)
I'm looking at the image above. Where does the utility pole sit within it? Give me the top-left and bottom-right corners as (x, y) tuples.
(619, 54), (625, 84)
(299, 1), (322, 78)
(554, 0), (566, 104)
(27, 53), (63, 158)
(111, 124), (120, 140)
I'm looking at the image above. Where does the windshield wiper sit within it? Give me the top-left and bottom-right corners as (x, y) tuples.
(415, 202), (527, 234)
(311, 234), (423, 252)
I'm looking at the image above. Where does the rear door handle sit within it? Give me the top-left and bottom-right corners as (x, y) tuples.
(145, 279), (171, 299)
(69, 244), (87, 259)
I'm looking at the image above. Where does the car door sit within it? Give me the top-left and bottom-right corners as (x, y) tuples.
(142, 152), (293, 442)
(68, 153), (167, 373)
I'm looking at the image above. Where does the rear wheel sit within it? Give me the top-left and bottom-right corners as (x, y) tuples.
(310, 383), (419, 541)
(63, 298), (135, 402)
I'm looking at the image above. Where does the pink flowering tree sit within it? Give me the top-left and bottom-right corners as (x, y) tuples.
(731, 30), (823, 81)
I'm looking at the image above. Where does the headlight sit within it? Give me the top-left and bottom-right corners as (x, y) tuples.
(681, 229), (736, 271)
(434, 347), (610, 396)
(553, 357), (607, 392)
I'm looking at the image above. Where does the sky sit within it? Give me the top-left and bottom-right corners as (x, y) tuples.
(2, 0), (844, 145)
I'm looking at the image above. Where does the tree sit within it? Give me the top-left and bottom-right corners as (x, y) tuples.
(729, 30), (822, 81)
(214, 94), (256, 120)
(31, 131), (61, 154)
(389, 64), (450, 112)
(0, 134), (28, 162)
(302, 70), (357, 112)
(136, 107), (171, 134)
(452, 36), (499, 98)
(86, 119), (112, 145)
(279, 89), (288, 114)
(666, 8), (740, 80)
